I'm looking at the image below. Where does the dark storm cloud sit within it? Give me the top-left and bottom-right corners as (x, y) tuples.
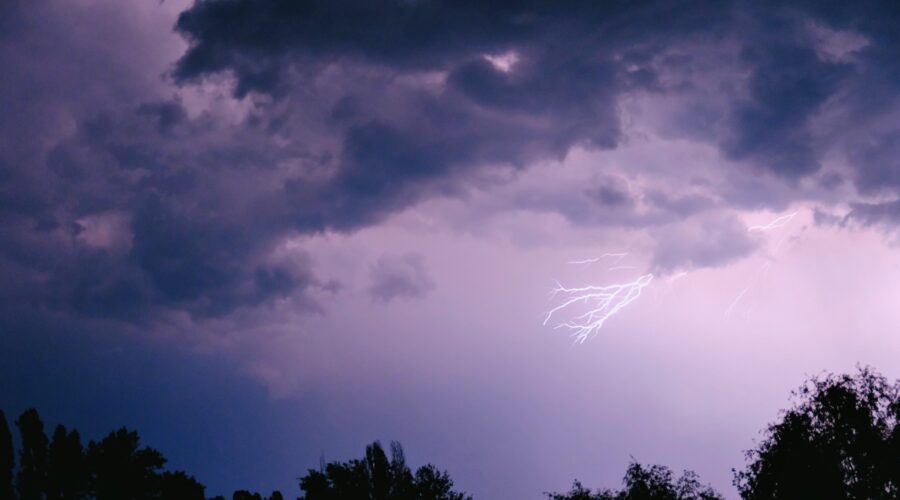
(1, 102), (329, 321)
(368, 253), (436, 303)
(722, 42), (850, 178)
(781, 1), (900, 191)
(509, 175), (718, 231)
(651, 215), (759, 273)
(171, 0), (735, 236)
(848, 132), (900, 195)
(5, 0), (900, 326)
(169, 0), (900, 205)
(172, 0), (530, 90)
(588, 180), (634, 209)
(846, 199), (900, 228)
(172, 0), (725, 94)
(0, 0), (330, 322)
(812, 207), (845, 227)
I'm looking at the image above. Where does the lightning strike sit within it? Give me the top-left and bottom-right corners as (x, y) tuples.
(655, 271), (688, 300)
(544, 273), (653, 344)
(568, 252), (627, 265)
(668, 271), (688, 284)
(771, 231), (794, 254)
(724, 286), (749, 318)
(747, 211), (798, 232)
(727, 211), (799, 318)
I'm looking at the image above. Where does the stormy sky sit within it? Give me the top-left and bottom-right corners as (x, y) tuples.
(4, 0), (900, 497)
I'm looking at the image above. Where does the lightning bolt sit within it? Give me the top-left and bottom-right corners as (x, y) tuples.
(747, 211), (798, 232)
(546, 211), (800, 339)
(728, 210), (798, 318)
(544, 273), (654, 344)
(654, 270), (689, 299)
(723, 286), (749, 318)
(568, 252), (628, 265)
(668, 271), (688, 284)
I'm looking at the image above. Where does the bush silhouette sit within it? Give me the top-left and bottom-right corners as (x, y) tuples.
(547, 462), (723, 500)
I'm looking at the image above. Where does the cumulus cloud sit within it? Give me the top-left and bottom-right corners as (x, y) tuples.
(4, 0), (900, 334)
(170, 0), (900, 203)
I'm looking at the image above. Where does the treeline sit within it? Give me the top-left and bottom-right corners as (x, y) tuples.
(0, 409), (217, 500)
(0, 409), (469, 500)
(2, 367), (899, 499)
(549, 366), (900, 500)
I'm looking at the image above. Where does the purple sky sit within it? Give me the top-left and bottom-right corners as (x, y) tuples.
(4, 1), (900, 498)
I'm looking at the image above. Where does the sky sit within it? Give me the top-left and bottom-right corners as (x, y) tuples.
(3, 0), (900, 498)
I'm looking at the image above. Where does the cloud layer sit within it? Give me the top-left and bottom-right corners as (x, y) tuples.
(4, 0), (900, 328)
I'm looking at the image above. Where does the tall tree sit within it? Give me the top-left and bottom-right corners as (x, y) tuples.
(0, 410), (13, 500)
(87, 428), (166, 500)
(16, 409), (49, 500)
(47, 425), (87, 500)
(734, 367), (900, 499)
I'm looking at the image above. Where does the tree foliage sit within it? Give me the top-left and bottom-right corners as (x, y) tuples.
(15, 410), (48, 500)
(734, 367), (900, 499)
(47, 425), (87, 500)
(547, 462), (723, 500)
(1, 409), (466, 500)
(158, 471), (206, 500)
(3, 409), (206, 500)
(87, 428), (168, 500)
(0, 411), (13, 500)
(299, 441), (471, 500)
(5, 367), (900, 499)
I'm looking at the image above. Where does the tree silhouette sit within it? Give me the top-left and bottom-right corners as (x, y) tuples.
(0, 410), (13, 500)
(47, 424), (88, 500)
(16, 409), (49, 500)
(87, 428), (166, 500)
(6, 368), (892, 500)
(547, 462), (723, 500)
(734, 367), (900, 499)
(232, 491), (262, 500)
(0, 408), (302, 499)
(226, 489), (284, 500)
(413, 465), (469, 500)
(158, 471), (206, 499)
(299, 441), (471, 500)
